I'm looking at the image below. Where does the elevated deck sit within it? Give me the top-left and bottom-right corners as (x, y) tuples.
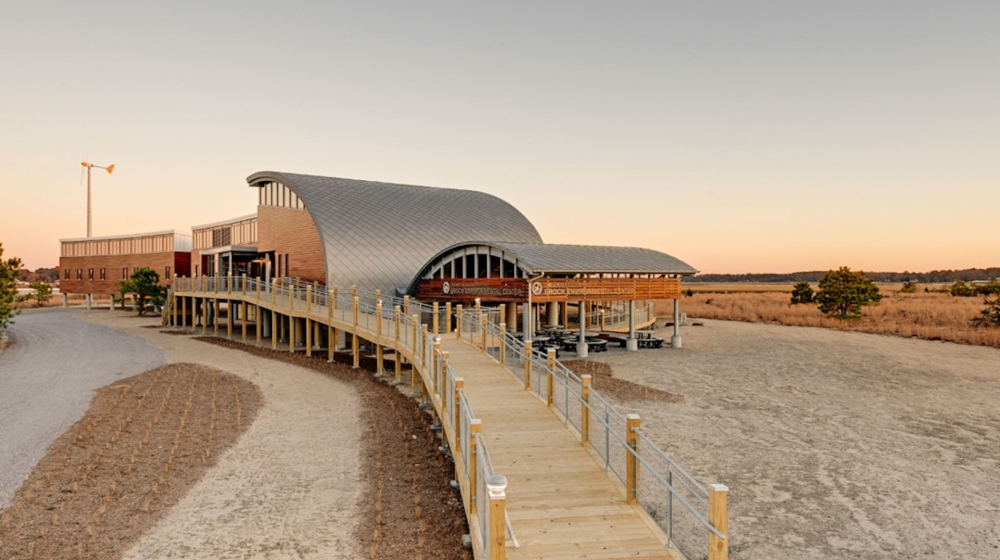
(168, 277), (728, 560)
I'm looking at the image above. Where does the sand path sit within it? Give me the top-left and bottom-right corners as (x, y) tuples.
(591, 319), (1000, 560)
(83, 313), (363, 560)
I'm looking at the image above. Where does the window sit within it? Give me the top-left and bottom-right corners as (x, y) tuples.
(99, 268), (106, 281)
(165, 266), (171, 279)
(76, 269), (82, 280)
(277, 254), (282, 278)
(88, 268), (94, 281)
(64, 269), (69, 280)
(285, 253), (290, 276)
(122, 267), (128, 279)
(195, 264), (199, 276)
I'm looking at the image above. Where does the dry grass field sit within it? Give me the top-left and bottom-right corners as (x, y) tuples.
(665, 291), (1000, 349)
(0, 363), (262, 560)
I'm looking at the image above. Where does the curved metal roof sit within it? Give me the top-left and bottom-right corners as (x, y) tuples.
(406, 241), (698, 294)
(246, 172), (543, 294)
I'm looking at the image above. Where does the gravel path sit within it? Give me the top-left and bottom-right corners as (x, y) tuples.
(590, 320), (1000, 560)
(0, 308), (164, 510)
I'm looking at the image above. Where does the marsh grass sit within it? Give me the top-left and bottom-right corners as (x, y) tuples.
(666, 292), (1000, 348)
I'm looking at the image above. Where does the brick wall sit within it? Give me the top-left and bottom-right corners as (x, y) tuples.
(257, 206), (326, 284)
(59, 252), (189, 295)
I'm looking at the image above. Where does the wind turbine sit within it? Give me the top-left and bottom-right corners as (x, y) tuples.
(80, 161), (115, 237)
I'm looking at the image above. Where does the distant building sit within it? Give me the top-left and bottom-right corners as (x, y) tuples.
(59, 231), (192, 305)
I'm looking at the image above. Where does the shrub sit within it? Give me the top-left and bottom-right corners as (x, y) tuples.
(900, 281), (918, 293)
(971, 295), (1000, 328)
(950, 281), (976, 297)
(0, 243), (22, 330)
(974, 281), (1000, 296)
(816, 267), (882, 318)
(790, 281), (814, 304)
(29, 281), (53, 307)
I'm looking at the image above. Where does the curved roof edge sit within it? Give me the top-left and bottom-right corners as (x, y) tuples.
(406, 241), (698, 294)
(245, 171), (543, 294)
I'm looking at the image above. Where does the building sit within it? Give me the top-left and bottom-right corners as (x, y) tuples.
(59, 230), (191, 307)
(60, 171), (696, 350)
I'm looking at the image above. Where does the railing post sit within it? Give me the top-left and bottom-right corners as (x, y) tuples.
(498, 322), (506, 365)
(271, 309), (278, 350)
(410, 315), (420, 394)
(375, 288), (381, 302)
(708, 484), (729, 560)
(403, 295), (410, 317)
(432, 302), (439, 335)
(445, 302), (452, 334)
(255, 277), (262, 343)
(328, 297), (335, 363)
(524, 341), (532, 391)
(394, 305), (402, 383)
(488, 475), (508, 560)
(599, 310), (606, 331)
(289, 285), (294, 310)
(376, 302), (385, 376)
(432, 338), (441, 395)
(453, 378), (464, 446)
(546, 349), (556, 406)
(352, 296), (360, 369)
(227, 274), (232, 295)
(421, 324), (430, 370)
(581, 374), (592, 445)
(626, 414), (641, 505)
(468, 419), (482, 516)
(306, 285), (313, 313)
(332, 285), (339, 310)
(455, 304), (463, 338)
(440, 350), (449, 404)
(481, 313), (488, 353)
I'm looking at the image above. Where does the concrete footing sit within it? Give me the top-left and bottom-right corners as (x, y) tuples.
(576, 342), (589, 359)
(625, 338), (638, 351)
(671, 334), (682, 349)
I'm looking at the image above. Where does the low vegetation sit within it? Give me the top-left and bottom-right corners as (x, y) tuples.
(672, 291), (1000, 348)
(0, 243), (23, 330)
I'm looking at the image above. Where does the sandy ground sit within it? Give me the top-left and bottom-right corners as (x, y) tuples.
(80, 313), (364, 560)
(587, 320), (1000, 560)
(0, 308), (165, 510)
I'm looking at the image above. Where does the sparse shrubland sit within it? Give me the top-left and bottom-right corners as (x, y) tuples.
(671, 291), (1000, 348)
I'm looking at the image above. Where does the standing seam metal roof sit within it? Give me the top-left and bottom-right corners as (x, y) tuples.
(246, 172), (543, 294)
(405, 241), (697, 294)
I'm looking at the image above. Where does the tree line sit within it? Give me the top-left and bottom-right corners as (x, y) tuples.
(691, 267), (1000, 284)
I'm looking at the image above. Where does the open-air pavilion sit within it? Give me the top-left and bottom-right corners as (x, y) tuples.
(410, 241), (697, 356)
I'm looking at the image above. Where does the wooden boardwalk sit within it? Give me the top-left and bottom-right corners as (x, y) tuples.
(169, 280), (724, 560)
(444, 339), (679, 560)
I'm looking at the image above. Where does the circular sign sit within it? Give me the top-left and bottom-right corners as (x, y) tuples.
(531, 282), (544, 296)
(442, 281), (451, 294)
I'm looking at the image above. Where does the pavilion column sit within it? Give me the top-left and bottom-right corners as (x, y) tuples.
(671, 299), (682, 349)
(506, 302), (518, 334)
(522, 299), (532, 343)
(626, 300), (638, 351)
(576, 301), (588, 358)
(547, 302), (559, 328)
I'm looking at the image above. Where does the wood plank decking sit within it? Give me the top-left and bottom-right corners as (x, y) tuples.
(443, 339), (679, 560)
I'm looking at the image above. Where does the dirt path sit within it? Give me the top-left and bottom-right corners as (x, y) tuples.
(0, 309), (165, 510)
(587, 320), (1000, 560)
(82, 313), (365, 560)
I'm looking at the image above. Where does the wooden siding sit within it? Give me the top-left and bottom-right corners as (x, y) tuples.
(256, 205), (326, 284)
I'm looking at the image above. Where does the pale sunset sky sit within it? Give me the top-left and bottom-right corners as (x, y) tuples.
(1, 1), (997, 273)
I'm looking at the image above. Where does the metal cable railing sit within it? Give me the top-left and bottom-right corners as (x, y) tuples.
(454, 308), (721, 560)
